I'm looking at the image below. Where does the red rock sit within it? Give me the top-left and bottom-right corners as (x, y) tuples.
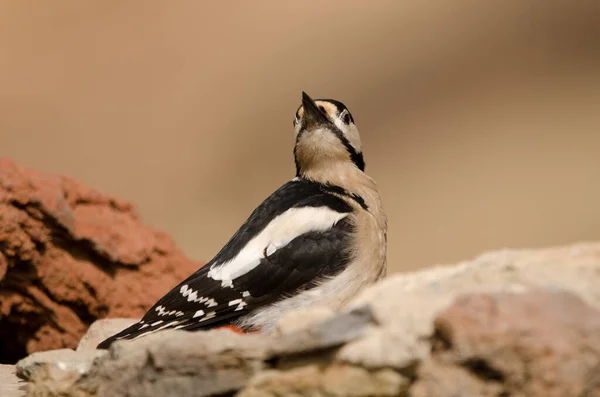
(0, 159), (200, 363)
(412, 289), (600, 397)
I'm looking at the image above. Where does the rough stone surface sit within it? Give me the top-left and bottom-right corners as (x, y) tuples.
(411, 289), (600, 397)
(26, 365), (83, 397)
(275, 306), (335, 335)
(26, 329), (270, 397)
(16, 349), (106, 381)
(336, 242), (600, 370)
(0, 159), (199, 363)
(1, 364), (26, 397)
(238, 364), (408, 397)
(21, 242), (600, 397)
(271, 306), (376, 357)
(76, 319), (138, 352)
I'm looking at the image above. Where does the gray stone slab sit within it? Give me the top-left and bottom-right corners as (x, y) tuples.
(0, 365), (26, 397)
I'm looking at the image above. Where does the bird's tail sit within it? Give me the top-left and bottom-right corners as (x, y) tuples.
(96, 321), (149, 349)
(96, 315), (248, 349)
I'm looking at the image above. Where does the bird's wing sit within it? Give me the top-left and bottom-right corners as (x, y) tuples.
(97, 179), (356, 348)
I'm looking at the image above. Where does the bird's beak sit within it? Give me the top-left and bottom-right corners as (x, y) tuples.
(301, 91), (329, 129)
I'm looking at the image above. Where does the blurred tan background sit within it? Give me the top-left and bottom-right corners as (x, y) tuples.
(1, 1), (599, 272)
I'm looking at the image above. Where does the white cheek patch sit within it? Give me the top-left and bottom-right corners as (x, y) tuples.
(208, 206), (348, 288)
(294, 120), (302, 136)
(333, 117), (362, 154)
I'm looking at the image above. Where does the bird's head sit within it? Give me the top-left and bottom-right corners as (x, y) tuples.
(293, 92), (364, 177)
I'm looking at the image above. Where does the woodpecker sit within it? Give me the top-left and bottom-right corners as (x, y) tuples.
(97, 92), (387, 349)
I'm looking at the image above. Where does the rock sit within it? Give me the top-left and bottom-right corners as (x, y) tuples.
(26, 329), (271, 397)
(336, 243), (600, 370)
(0, 159), (199, 363)
(76, 318), (138, 352)
(239, 364), (408, 397)
(26, 365), (84, 397)
(0, 364), (26, 397)
(410, 360), (501, 397)
(15, 349), (106, 380)
(20, 242), (600, 396)
(411, 289), (600, 397)
(275, 306), (334, 335)
(271, 306), (376, 357)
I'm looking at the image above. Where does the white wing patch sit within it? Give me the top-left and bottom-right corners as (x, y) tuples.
(229, 298), (247, 311)
(178, 285), (219, 308)
(155, 321), (180, 332)
(208, 206), (347, 288)
(199, 311), (217, 322)
(180, 285), (208, 303)
(155, 305), (185, 317)
(265, 244), (277, 256)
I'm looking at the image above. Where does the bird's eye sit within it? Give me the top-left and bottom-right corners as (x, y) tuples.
(319, 106), (327, 113)
(341, 110), (353, 124)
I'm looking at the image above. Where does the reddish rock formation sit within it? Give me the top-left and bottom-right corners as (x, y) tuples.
(0, 159), (200, 363)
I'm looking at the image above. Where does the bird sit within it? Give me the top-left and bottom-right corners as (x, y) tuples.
(97, 92), (387, 349)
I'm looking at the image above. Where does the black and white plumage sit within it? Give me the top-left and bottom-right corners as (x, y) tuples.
(98, 92), (387, 349)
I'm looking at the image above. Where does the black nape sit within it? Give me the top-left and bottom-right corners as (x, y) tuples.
(350, 151), (365, 171)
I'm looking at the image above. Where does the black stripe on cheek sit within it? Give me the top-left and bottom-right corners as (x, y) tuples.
(350, 150), (365, 172)
(293, 130), (307, 176)
(294, 145), (301, 176)
(332, 130), (366, 172)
